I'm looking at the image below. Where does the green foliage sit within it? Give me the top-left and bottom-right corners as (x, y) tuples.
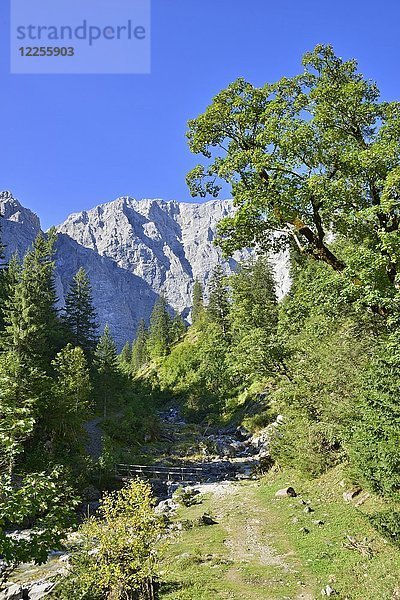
(45, 344), (92, 452)
(132, 319), (149, 373)
(206, 265), (230, 338)
(57, 480), (164, 600)
(148, 295), (173, 358)
(187, 45), (400, 317)
(347, 331), (400, 498)
(2, 231), (61, 370)
(0, 350), (45, 475)
(227, 257), (283, 383)
(170, 312), (186, 342)
(63, 267), (99, 358)
(94, 324), (120, 417)
(369, 510), (400, 548)
(191, 279), (204, 325)
(0, 468), (79, 565)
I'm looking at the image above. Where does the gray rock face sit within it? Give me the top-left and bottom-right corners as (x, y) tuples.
(1, 192), (290, 348)
(56, 197), (255, 318)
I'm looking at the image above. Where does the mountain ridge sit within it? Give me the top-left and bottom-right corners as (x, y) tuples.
(0, 191), (290, 347)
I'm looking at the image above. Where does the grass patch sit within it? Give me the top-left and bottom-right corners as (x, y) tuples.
(257, 465), (400, 599)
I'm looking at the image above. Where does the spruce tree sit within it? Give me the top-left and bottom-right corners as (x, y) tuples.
(94, 325), (119, 417)
(191, 279), (204, 325)
(0, 218), (7, 332)
(47, 344), (92, 449)
(120, 341), (132, 364)
(207, 265), (230, 337)
(2, 231), (61, 369)
(63, 267), (99, 357)
(148, 295), (172, 358)
(171, 312), (186, 342)
(131, 320), (149, 373)
(0, 351), (42, 476)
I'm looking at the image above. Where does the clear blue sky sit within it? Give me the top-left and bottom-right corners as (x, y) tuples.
(1, 0), (400, 229)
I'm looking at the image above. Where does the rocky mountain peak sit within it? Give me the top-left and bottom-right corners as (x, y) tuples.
(0, 192), (290, 347)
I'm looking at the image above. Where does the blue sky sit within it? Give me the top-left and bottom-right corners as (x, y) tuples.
(1, 0), (400, 229)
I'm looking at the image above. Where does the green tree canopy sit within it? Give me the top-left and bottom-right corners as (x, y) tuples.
(187, 45), (400, 317)
(207, 265), (230, 337)
(131, 319), (149, 373)
(63, 267), (99, 357)
(94, 324), (119, 417)
(191, 278), (204, 325)
(2, 231), (61, 369)
(148, 295), (173, 358)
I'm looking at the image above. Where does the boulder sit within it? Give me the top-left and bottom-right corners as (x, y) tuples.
(235, 426), (251, 441)
(0, 584), (24, 600)
(321, 584), (336, 596)
(199, 513), (218, 526)
(28, 582), (55, 599)
(343, 487), (362, 502)
(275, 487), (297, 498)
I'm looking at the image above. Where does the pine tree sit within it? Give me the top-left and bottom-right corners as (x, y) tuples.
(63, 267), (99, 357)
(0, 217), (8, 332)
(171, 312), (186, 342)
(46, 344), (92, 449)
(2, 231), (61, 369)
(120, 341), (132, 363)
(230, 257), (278, 337)
(131, 320), (149, 373)
(148, 296), (172, 358)
(207, 265), (230, 337)
(191, 279), (204, 325)
(0, 351), (42, 476)
(94, 325), (119, 418)
(228, 257), (282, 383)
(0, 253), (20, 334)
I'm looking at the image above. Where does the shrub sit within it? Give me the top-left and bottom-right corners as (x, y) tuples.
(56, 480), (165, 600)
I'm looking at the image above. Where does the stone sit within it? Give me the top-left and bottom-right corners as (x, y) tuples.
(275, 487), (297, 498)
(28, 581), (55, 599)
(321, 584), (336, 596)
(312, 519), (325, 526)
(303, 506), (314, 514)
(343, 487), (362, 502)
(0, 584), (24, 600)
(299, 527), (310, 534)
(235, 426), (251, 441)
(199, 513), (218, 526)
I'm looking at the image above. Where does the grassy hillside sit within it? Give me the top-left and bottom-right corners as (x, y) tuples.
(161, 467), (400, 599)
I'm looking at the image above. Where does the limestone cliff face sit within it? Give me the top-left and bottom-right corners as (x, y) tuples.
(1, 192), (290, 347)
(56, 197), (255, 319)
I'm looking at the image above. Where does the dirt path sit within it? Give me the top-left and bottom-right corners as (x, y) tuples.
(163, 479), (316, 599)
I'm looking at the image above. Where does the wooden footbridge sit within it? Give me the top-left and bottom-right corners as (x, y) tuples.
(115, 463), (207, 482)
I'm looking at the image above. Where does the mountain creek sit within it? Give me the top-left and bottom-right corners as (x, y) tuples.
(3, 408), (400, 599)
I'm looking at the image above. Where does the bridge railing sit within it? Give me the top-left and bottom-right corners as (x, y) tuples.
(115, 463), (206, 481)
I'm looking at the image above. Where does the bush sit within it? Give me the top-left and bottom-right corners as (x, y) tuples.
(369, 510), (400, 547)
(56, 480), (165, 600)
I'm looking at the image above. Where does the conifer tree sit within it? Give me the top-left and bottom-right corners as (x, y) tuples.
(2, 231), (61, 369)
(0, 218), (7, 332)
(63, 267), (99, 357)
(171, 312), (186, 342)
(94, 324), (119, 417)
(207, 265), (230, 337)
(191, 279), (204, 325)
(0, 351), (44, 476)
(46, 344), (92, 449)
(119, 341), (132, 365)
(131, 319), (149, 373)
(148, 295), (172, 358)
